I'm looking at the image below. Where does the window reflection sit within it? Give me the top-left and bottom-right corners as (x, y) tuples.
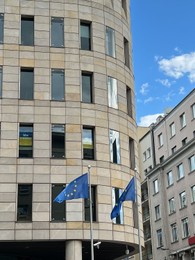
(110, 129), (120, 164)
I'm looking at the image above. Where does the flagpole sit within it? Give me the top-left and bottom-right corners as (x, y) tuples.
(135, 168), (143, 260)
(88, 165), (94, 260)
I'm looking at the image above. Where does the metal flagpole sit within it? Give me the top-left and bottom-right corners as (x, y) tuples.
(135, 168), (143, 260)
(88, 165), (94, 260)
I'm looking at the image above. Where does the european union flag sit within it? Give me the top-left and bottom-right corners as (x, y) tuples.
(111, 177), (135, 219)
(54, 173), (89, 203)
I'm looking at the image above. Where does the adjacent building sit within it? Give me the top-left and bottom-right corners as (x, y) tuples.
(139, 89), (195, 260)
(0, 1), (143, 260)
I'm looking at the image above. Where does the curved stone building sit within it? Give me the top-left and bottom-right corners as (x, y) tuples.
(0, 0), (143, 259)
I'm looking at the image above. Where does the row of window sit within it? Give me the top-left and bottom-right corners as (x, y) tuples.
(0, 14), (130, 67)
(154, 185), (195, 222)
(156, 216), (190, 247)
(18, 124), (135, 167)
(17, 183), (133, 225)
(0, 67), (133, 116)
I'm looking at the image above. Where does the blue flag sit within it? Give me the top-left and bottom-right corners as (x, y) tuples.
(54, 173), (89, 203)
(111, 177), (135, 219)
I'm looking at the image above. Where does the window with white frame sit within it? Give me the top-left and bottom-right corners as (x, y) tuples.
(112, 187), (124, 224)
(179, 191), (186, 208)
(189, 155), (195, 172)
(171, 223), (178, 242)
(158, 133), (163, 147)
(177, 163), (184, 180)
(169, 197), (176, 214)
(108, 76), (118, 109)
(170, 122), (176, 137)
(191, 185), (195, 203)
(155, 205), (160, 220)
(180, 112), (186, 128)
(153, 179), (159, 194)
(167, 170), (173, 186)
(191, 103), (195, 119)
(106, 26), (116, 57)
(156, 229), (163, 247)
(181, 217), (189, 238)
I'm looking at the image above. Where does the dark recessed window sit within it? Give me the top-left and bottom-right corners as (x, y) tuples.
(21, 16), (34, 46)
(84, 186), (96, 222)
(52, 124), (65, 158)
(80, 22), (91, 50)
(20, 68), (34, 100)
(124, 37), (130, 68)
(52, 184), (66, 221)
(82, 72), (93, 103)
(0, 14), (4, 43)
(51, 17), (64, 47)
(129, 137), (135, 169)
(19, 124), (33, 158)
(83, 127), (94, 160)
(51, 69), (65, 100)
(0, 66), (2, 97)
(17, 184), (32, 221)
(126, 86), (132, 117)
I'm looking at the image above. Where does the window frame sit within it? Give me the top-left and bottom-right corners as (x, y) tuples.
(19, 124), (33, 158)
(192, 103), (195, 119)
(81, 71), (93, 103)
(126, 86), (132, 117)
(177, 163), (184, 180)
(168, 197), (176, 214)
(167, 170), (173, 187)
(124, 37), (130, 68)
(180, 112), (186, 128)
(51, 17), (64, 47)
(51, 69), (65, 101)
(17, 184), (32, 222)
(191, 185), (195, 203)
(84, 185), (96, 222)
(110, 129), (121, 164)
(106, 26), (116, 58)
(0, 66), (2, 97)
(179, 191), (186, 209)
(80, 21), (91, 51)
(52, 184), (66, 221)
(82, 126), (95, 160)
(112, 187), (124, 224)
(155, 205), (160, 220)
(171, 223), (178, 243)
(153, 179), (159, 194)
(0, 13), (4, 43)
(189, 155), (195, 172)
(20, 67), (34, 100)
(108, 76), (118, 109)
(158, 133), (163, 147)
(51, 124), (65, 159)
(156, 229), (163, 248)
(170, 122), (176, 137)
(181, 217), (189, 238)
(21, 15), (34, 46)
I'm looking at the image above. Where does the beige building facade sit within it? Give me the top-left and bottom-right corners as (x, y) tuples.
(0, 0), (143, 259)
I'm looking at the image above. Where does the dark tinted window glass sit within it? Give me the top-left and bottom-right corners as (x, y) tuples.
(84, 186), (96, 221)
(0, 66), (2, 97)
(21, 16), (34, 46)
(82, 72), (92, 103)
(51, 17), (64, 47)
(83, 127), (94, 160)
(124, 37), (130, 68)
(19, 124), (33, 158)
(20, 68), (34, 100)
(52, 184), (66, 221)
(17, 184), (32, 221)
(52, 124), (65, 158)
(126, 86), (132, 117)
(0, 14), (4, 43)
(51, 69), (64, 100)
(80, 22), (91, 50)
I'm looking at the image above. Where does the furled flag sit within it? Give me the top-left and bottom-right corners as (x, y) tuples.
(111, 177), (136, 219)
(54, 173), (89, 203)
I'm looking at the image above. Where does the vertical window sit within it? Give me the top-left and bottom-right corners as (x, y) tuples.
(167, 171), (173, 186)
(191, 185), (195, 203)
(129, 137), (135, 169)
(51, 17), (64, 47)
(124, 37), (130, 68)
(180, 113), (186, 128)
(17, 184), (32, 221)
(108, 76), (118, 109)
(155, 205), (160, 220)
(51, 69), (65, 100)
(171, 146), (176, 154)
(182, 137), (187, 146)
(171, 223), (178, 242)
(82, 72), (93, 103)
(177, 163), (184, 179)
(126, 86), (132, 117)
(170, 122), (175, 137)
(106, 26), (115, 57)
(143, 152), (147, 162)
(112, 187), (124, 224)
(181, 217), (189, 238)
(110, 129), (120, 164)
(179, 191), (186, 208)
(19, 124), (33, 158)
(0, 66), (2, 97)
(192, 103), (195, 119)
(83, 127), (95, 160)
(80, 21), (91, 50)
(0, 14), (4, 43)
(147, 148), (151, 159)
(189, 155), (195, 172)
(156, 229), (163, 247)
(21, 16), (34, 46)
(52, 184), (66, 221)
(121, 0), (127, 16)
(158, 133), (163, 147)
(20, 68), (34, 100)
(169, 197), (176, 214)
(84, 186), (96, 222)
(153, 179), (159, 194)
(52, 124), (65, 158)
